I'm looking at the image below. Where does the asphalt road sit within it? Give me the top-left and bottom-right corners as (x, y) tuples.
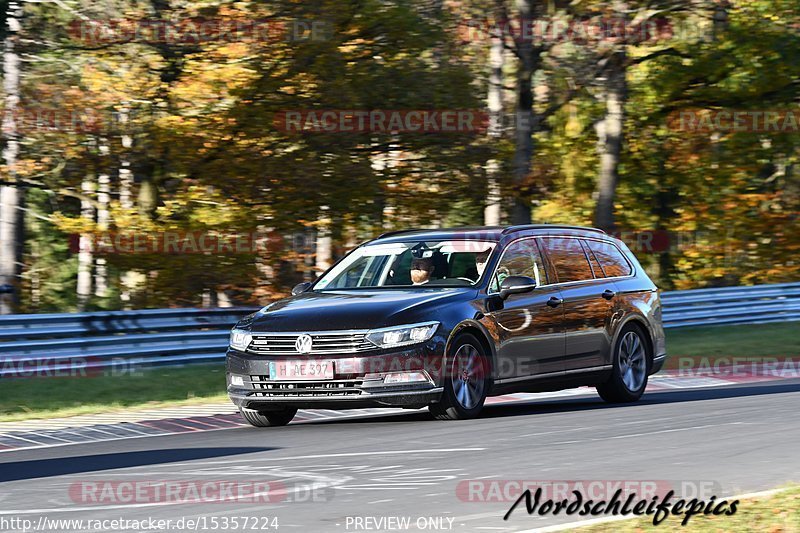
(1, 379), (799, 533)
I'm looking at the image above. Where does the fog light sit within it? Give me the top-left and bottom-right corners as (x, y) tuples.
(384, 371), (430, 384)
(230, 375), (245, 387)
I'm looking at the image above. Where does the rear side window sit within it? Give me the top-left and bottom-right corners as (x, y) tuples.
(585, 240), (633, 278)
(540, 237), (594, 283)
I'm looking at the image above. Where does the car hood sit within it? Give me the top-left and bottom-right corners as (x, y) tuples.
(246, 288), (475, 332)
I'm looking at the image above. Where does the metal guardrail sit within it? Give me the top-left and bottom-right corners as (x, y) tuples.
(661, 282), (800, 328)
(0, 308), (259, 376)
(1, 283), (798, 375)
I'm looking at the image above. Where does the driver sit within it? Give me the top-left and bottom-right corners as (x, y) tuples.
(410, 257), (434, 285)
(465, 247), (493, 281)
(475, 248), (492, 277)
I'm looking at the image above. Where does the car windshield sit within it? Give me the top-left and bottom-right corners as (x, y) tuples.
(313, 240), (497, 290)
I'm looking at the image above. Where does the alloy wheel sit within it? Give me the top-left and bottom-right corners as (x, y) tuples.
(619, 331), (646, 392)
(450, 343), (486, 410)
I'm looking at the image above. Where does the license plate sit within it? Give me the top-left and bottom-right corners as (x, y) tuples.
(269, 360), (334, 381)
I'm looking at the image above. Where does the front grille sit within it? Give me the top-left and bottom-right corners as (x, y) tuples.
(246, 331), (374, 355)
(249, 376), (363, 397)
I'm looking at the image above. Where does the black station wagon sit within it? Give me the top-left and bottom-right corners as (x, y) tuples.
(227, 225), (666, 426)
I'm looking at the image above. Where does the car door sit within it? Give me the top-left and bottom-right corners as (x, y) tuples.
(486, 238), (566, 379)
(539, 236), (612, 372)
(584, 238), (636, 366)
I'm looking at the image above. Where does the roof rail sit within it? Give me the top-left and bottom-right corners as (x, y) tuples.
(377, 226), (505, 240)
(377, 228), (424, 239)
(501, 224), (607, 235)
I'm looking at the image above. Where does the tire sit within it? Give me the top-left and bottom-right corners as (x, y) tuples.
(239, 407), (298, 427)
(597, 323), (651, 403)
(429, 333), (490, 420)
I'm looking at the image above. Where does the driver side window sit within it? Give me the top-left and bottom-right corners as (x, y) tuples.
(490, 239), (547, 292)
(329, 255), (386, 288)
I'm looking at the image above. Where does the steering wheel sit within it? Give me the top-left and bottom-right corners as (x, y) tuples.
(456, 277), (475, 283)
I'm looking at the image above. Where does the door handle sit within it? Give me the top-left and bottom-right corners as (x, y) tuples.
(602, 289), (616, 300)
(546, 296), (563, 308)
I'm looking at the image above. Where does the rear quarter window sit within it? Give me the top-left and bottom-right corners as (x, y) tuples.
(581, 240), (605, 278)
(585, 240), (633, 278)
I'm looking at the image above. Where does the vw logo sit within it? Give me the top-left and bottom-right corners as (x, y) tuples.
(295, 334), (313, 354)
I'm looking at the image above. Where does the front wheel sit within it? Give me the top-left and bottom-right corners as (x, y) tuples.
(597, 324), (650, 403)
(429, 333), (489, 420)
(239, 407), (298, 427)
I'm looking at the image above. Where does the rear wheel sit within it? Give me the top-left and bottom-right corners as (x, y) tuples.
(597, 324), (650, 403)
(429, 333), (489, 420)
(239, 407), (297, 427)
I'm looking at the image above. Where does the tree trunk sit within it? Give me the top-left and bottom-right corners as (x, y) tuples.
(0, 187), (23, 313)
(510, 0), (541, 225)
(0, 0), (23, 314)
(95, 142), (110, 298)
(137, 176), (158, 217)
(712, 1), (729, 40)
(315, 206), (332, 274)
(653, 152), (677, 290)
(593, 50), (627, 232)
(77, 177), (95, 309)
(371, 144), (393, 231)
(119, 106), (134, 209)
(304, 228), (316, 282)
(484, 8), (505, 226)
(118, 106), (134, 307)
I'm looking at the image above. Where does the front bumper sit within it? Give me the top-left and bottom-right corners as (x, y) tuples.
(226, 346), (445, 410)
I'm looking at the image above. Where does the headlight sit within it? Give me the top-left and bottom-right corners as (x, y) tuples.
(229, 329), (252, 351)
(366, 322), (439, 349)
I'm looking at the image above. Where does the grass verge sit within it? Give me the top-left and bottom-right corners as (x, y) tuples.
(575, 485), (800, 532)
(0, 363), (228, 422)
(665, 321), (799, 359)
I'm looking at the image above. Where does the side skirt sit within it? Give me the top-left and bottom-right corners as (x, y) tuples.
(490, 366), (612, 395)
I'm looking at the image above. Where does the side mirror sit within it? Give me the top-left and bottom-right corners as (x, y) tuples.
(291, 282), (312, 296)
(499, 275), (537, 299)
